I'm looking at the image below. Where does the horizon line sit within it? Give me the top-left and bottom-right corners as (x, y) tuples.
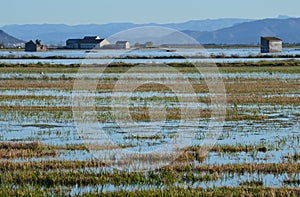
(1, 16), (299, 27)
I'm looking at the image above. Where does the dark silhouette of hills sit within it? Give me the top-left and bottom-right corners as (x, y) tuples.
(1, 19), (252, 45)
(183, 18), (300, 45)
(0, 29), (24, 46)
(2, 17), (300, 45)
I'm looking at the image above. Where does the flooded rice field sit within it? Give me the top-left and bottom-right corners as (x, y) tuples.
(0, 63), (299, 195)
(1, 47), (300, 58)
(1, 48), (300, 65)
(1, 57), (300, 65)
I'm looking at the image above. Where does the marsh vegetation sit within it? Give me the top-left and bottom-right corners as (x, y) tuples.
(0, 61), (299, 195)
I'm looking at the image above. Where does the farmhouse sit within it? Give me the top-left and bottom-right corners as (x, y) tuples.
(102, 41), (131, 49)
(66, 36), (110, 49)
(261, 37), (282, 53)
(115, 41), (130, 49)
(134, 42), (153, 48)
(25, 40), (47, 52)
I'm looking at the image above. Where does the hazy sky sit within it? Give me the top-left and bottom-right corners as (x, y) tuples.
(1, 0), (299, 26)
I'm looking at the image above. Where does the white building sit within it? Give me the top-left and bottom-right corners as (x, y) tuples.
(115, 41), (130, 49)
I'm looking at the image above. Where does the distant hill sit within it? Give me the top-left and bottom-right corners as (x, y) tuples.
(4, 17), (300, 46)
(161, 18), (253, 31)
(0, 30), (24, 47)
(184, 18), (300, 45)
(1, 18), (252, 45)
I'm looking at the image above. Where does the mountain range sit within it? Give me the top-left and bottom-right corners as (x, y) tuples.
(0, 30), (24, 46)
(1, 16), (300, 46)
(0, 18), (253, 45)
(184, 17), (300, 45)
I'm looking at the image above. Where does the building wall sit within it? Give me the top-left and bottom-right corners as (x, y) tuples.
(261, 38), (282, 53)
(100, 39), (111, 48)
(66, 39), (81, 49)
(115, 41), (130, 49)
(261, 38), (269, 53)
(66, 39), (111, 49)
(269, 41), (282, 53)
(71, 43), (79, 49)
(119, 42), (130, 49)
(25, 42), (37, 52)
(37, 45), (47, 52)
(80, 43), (99, 49)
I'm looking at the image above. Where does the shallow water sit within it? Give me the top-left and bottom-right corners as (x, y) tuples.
(1, 48), (300, 58)
(1, 72), (300, 80)
(68, 171), (300, 195)
(0, 62), (299, 192)
(0, 57), (299, 64)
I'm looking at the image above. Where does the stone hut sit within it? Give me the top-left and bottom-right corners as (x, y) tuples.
(261, 37), (282, 53)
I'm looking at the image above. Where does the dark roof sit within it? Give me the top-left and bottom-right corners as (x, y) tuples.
(67, 39), (81, 41)
(79, 38), (105, 44)
(83, 36), (100, 40)
(116, 41), (129, 44)
(26, 40), (35, 45)
(261, 37), (282, 41)
(66, 36), (106, 44)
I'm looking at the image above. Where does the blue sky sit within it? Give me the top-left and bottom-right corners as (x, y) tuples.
(1, 0), (299, 26)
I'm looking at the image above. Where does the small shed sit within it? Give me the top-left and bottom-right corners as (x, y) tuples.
(261, 37), (282, 53)
(115, 41), (130, 49)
